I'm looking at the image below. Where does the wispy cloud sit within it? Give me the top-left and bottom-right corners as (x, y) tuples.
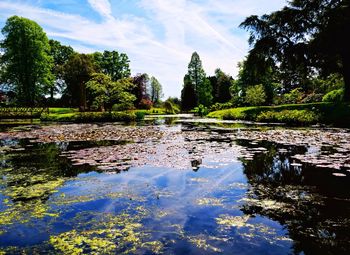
(0, 0), (286, 97)
(87, 0), (112, 19)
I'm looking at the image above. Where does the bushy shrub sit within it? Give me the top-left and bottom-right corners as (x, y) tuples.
(256, 110), (320, 125)
(281, 88), (304, 104)
(112, 102), (135, 111)
(138, 99), (153, 110)
(245, 84), (266, 106)
(210, 102), (233, 112)
(163, 100), (180, 114)
(322, 89), (343, 103)
(41, 112), (138, 122)
(193, 104), (209, 117)
(301, 93), (324, 103)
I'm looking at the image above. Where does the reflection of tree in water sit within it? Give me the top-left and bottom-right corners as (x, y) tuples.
(0, 140), (93, 232)
(238, 140), (350, 255)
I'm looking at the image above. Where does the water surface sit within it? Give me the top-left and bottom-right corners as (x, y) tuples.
(0, 119), (350, 254)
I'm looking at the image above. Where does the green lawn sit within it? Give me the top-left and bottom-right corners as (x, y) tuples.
(207, 102), (350, 126)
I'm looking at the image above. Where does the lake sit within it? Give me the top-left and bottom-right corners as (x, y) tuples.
(0, 117), (350, 254)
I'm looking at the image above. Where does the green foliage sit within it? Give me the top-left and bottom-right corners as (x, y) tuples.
(62, 53), (96, 110)
(208, 102), (350, 126)
(209, 102), (233, 112)
(135, 111), (146, 120)
(245, 84), (266, 106)
(48, 39), (75, 100)
(322, 89), (344, 103)
(214, 69), (232, 103)
(240, 0), (350, 101)
(163, 100), (177, 114)
(182, 52), (211, 108)
(86, 73), (136, 112)
(92, 50), (131, 81)
(198, 78), (213, 107)
(0, 16), (54, 106)
(256, 110), (320, 125)
(193, 104), (209, 117)
(149, 76), (163, 104)
(48, 108), (78, 114)
(41, 111), (138, 122)
(181, 74), (196, 111)
(281, 88), (304, 104)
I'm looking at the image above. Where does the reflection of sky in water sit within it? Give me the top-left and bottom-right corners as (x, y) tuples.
(2, 123), (350, 254)
(0, 160), (293, 254)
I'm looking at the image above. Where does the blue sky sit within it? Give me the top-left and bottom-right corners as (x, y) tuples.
(0, 0), (286, 97)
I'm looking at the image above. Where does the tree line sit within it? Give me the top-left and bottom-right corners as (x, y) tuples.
(181, 0), (349, 111)
(0, 16), (163, 111)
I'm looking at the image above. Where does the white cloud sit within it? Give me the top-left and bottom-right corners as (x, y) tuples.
(0, 0), (286, 97)
(87, 0), (112, 19)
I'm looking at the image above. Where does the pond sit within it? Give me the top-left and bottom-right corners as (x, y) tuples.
(0, 117), (350, 254)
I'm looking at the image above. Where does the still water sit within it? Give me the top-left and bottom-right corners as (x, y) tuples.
(0, 118), (350, 254)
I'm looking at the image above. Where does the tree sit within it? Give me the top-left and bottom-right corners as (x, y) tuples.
(181, 74), (196, 111)
(92, 50), (131, 81)
(132, 73), (149, 107)
(0, 16), (53, 106)
(240, 0), (350, 101)
(149, 76), (163, 105)
(182, 52), (212, 107)
(62, 54), (95, 111)
(49, 39), (74, 101)
(86, 73), (135, 112)
(245, 84), (266, 106)
(215, 69), (232, 103)
(197, 78), (213, 107)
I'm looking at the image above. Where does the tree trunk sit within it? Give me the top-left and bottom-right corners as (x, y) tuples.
(79, 82), (87, 111)
(343, 54), (350, 102)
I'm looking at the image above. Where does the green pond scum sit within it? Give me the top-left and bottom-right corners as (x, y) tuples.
(1, 120), (350, 254)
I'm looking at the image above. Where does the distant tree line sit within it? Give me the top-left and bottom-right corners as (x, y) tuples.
(0, 16), (163, 111)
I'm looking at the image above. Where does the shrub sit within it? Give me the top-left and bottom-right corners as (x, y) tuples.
(281, 88), (304, 104)
(163, 100), (180, 114)
(112, 102), (135, 111)
(209, 102), (233, 112)
(135, 111), (146, 120)
(301, 93), (324, 103)
(41, 112), (138, 122)
(322, 89), (343, 103)
(193, 104), (209, 117)
(245, 84), (266, 106)
(138, 99), (153, 110)
(256, 110), (320, 125)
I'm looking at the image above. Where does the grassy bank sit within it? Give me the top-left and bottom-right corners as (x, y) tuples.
(207, 103), (350, 126)
(41, 111), (140, 123)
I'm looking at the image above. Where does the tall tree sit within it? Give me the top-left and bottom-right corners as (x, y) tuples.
(187, 52), (206, 98)
(181, 74), (196, 110)
(49, 39), (74, 101)
(215, 69), (233, 103)
(198, 78), (213, 107)
(132, 73), (149, 106)
(62, 54), (95, 111)
(0, 16), (53, 106)
(92, 50), (131, 81)
(183, 52), (212, 107)
(149, 76), (163, 104)
(240, 0), (350, 101)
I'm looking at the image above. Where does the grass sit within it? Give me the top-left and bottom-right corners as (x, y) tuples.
(135, 108), (168, 115)
(48, 108), (78, 114)
(40, 111), (139, 123)
(207, 102), (350, 126)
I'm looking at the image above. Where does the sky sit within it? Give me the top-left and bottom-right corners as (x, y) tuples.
(0, 0), (286, 98)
